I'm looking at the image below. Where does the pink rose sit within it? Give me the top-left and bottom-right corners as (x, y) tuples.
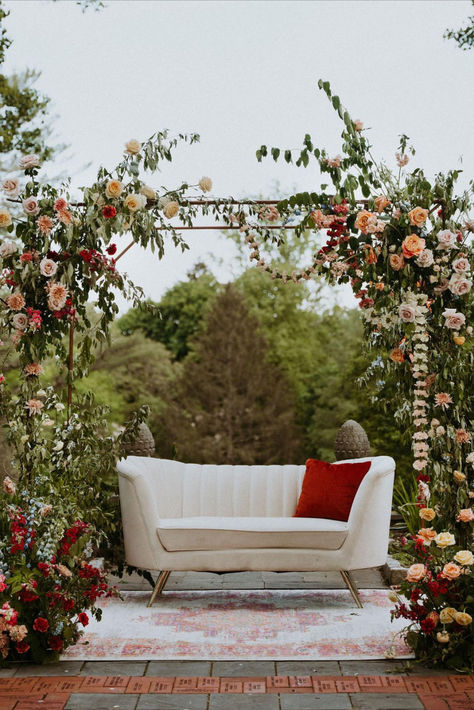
(39, 258), (58, 278)
(452, 257), (470, 274)
(442, 309), (466, 330)
(437, 230), (457, 250)
(398, 303), (417, 323)
(2, 178), (19, 198)
(406, 563), (426, 582)
(12, 313), (28, 331)
(22, 197), (40, 216)
(449, 274), (472, 296)
(19, 154), (40, 170)
(457, 508), (474, 523)
(2, 476), (15, 495)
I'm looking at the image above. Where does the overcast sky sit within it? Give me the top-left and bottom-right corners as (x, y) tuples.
(4, 0), (474, 312)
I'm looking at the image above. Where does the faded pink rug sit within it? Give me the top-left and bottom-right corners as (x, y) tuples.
(63, 589), (411, 660)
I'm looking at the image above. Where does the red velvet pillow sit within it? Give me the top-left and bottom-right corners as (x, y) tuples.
(294, 458), (371, 521)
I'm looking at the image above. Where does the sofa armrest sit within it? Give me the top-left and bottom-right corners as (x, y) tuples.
(117, 459), (164, 571)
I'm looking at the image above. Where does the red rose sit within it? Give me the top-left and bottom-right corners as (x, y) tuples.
(106, 243), (117, 255)
(62, 598), (75, 611)
(78, 612), (89, 626)
(48, 636), (63, 652)
(16, 641), (30, 654)
(102, 205), (117, 219)
(33, 617), (49, 633)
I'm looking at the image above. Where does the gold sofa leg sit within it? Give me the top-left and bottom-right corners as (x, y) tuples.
(147, 570), (171, 607)
(340, 570), (363, 608)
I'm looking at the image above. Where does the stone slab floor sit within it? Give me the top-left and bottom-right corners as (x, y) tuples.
(1, 572), (470, 710)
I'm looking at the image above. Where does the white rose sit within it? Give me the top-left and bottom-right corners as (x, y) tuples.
(124, 193), (147, 212)
(398, 303), (417, 323)
(0, 241), (17, 258)
(449, 274), (472, 296)
(140, 185), (156, 200)
(22, 196), (40, 216)
(19, 154), (40, 170)
(452, 257), (470, 274)
(198, 176), (212, 193)
(163, 201), (179, 219)
(437, 230), (457, 250)
(415, 249), (434, 268)
(12, 313), (28, 331)
(2, 178), (19, 198)
(39, 258), (58, 278)
(55, 403), (65, 411)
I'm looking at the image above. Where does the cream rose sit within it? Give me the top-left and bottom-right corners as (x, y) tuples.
(453, 470), (466, 483)
(0, 209), (13, 229)
(39, 258), (58, 278)
(449, 274), (472, 296)
(408, 207), (428, 227)
(442, 309), (466, 330)
(440, 563), (461, 580)
(435, 532), (456, 548)
(125, 139), (141, 155)
(454, 612), (472, 626)
(436, 631), (450, 643)
(2, 177), (19, 198)
(398, 303), (417, 323)
(199, 176), (212, 193)
(439, 607), (457, 624)
(454, 550), (474, 565)
(406, 563), (426, 582)
(0, 240), (16, 256)
(124, 193), (146, 212)
(416, 249), (434, 268)
(22, 196), (40, 216)
(19, 154), (39, 170)
(437, 230), (457, 250)
(140, 185), (156, 200)
(163, 201), (179, 219)
(105, 180), (124, 199)
(47, 283), (68, 311)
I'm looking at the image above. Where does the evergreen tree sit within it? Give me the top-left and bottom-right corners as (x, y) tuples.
(163, 285), (301, 464)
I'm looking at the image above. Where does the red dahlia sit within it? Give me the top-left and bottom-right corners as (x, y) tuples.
(102, 205), (117, 219)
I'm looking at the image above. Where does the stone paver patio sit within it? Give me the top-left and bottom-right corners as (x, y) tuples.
(1, 572), (469, 710)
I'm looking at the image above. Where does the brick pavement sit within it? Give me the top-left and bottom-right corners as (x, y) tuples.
(0, 663), (471, 710)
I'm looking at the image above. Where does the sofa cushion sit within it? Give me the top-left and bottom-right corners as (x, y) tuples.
(156, 516), (348, 551)
(294, 458), (371, 521)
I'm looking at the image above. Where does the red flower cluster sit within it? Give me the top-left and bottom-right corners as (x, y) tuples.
(19, 580), (39, 603)
(26, 307), (42, 330)
(9, 510), (33, 554)
(58, 520), (89, 556)
(51, 297), (75, 321)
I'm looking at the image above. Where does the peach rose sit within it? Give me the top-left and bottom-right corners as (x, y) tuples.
(439, 607), (457, 624)
(402, 234), (425, 259)
(353, 119), (364, 131)
(440, 563), (461, 580)
(408, 207), (428, 227)
(434, 532), (456, 548)
(2, 476), (15, 495)
(389, 253), (405, 271)
(417, 527), (437, 544)
(56, 563), (73, 577)
(406, 563), (426, 582)
(326, 155), (341, 168)
(374, 195), (390, 213)
(456, 508), (474, 523)
(57, 209), (72, 225)
(456, 429), (471, 444)
(163, 201), (179, 219)
(390, 347), (404, 363)
(6, 293), (25, 311)
(54, 198), (67, 212)
(124, 193), (146, 212)
(454, 612), (472, 626)
(453, 470), (466, 483)
(105, 180), (124, 199)
(436, 631), (450, 643)
(47, 282), (68, 311)
(24, 363), (43, 377)
(19, 154), (39, 170)
(419, 507), (436, 521)
(37, 216), (53, 235)
(454, 550), (474, 566)
(355, 210), (376, 235)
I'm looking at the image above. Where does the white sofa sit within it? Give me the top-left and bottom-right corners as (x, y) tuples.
(117, 455), (395, 607)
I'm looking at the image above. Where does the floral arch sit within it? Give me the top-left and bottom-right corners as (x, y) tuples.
(0, 81), (472, 669)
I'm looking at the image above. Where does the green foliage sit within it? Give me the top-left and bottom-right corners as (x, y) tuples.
(444, 1), (474, 50)
(162, 285), (302, 464)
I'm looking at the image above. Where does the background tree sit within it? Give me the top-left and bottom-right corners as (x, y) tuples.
(445, 0), (474, 50)
(162, 285), (302, 464)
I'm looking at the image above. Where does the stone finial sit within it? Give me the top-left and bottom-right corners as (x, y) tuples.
(334, 419), (371, 460)
(122, 422), (155, 457)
